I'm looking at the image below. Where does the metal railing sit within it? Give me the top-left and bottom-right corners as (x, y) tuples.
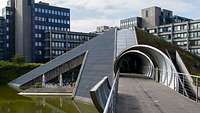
(89, 70), (119, 113)
(103, 70), (119, 113)
(152, 67), (200, 102)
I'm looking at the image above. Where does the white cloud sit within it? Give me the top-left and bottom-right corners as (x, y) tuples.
(0, 0), (7, 16)
(0, 0), (199, 32)
(71, 18), (119, 32)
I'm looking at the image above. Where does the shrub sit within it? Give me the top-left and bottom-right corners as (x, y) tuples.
(12, 55), (25, 64)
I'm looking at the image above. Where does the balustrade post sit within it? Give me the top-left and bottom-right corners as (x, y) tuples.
(196, 77), (199, 102)
(183, 74), (185, 95)
(59, 74), (63, 87)
(42, 74), (46, 88)
(174, 72), (176, 91)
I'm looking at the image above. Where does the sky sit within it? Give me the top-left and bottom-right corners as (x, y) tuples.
(0, 0), (200, 32)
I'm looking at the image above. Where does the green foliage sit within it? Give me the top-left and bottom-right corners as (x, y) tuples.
(12, 55), (25, 64)
(34, 82), (42, 88)
(136, 28), (200, 75)
(0, 61), (41, 85)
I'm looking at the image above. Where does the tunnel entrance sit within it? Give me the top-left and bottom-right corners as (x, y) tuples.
(118, 53), (144, 74)
(115, 50), (154, 78)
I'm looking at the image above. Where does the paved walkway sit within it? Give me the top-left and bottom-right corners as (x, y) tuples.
(116, 76), (200, 113)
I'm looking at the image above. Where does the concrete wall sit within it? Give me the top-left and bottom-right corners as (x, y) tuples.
(142, 6), (161, 28)
(15, 0), (33, 62)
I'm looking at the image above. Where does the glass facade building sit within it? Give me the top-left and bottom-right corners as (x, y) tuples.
(32, 2), (70, 62)
(2, 6), (15, 60)
(43, 31), (97, 62)
(0, 0), (75, 62)
(146, 20), (200, 56)
(120, 6), (192, 30)
(0, 17), (5, 60)
(120, 17), (142, 29)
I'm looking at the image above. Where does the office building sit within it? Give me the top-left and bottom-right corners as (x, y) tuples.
(120, 6), (192, 30)
(96, 26), (113, 33)
(120, 6), (200, 56)
(43, 31), (96, 62)
(146, 20), (200, 56)
(0, 0), (73, 62)
(173, 15), (192, 23)
(32, 1), (70, 62)
(0, 17), (5, 60)
(2, 3), (15, 60)
(14, 0), (33, 62)
(120, 17), (142, 29)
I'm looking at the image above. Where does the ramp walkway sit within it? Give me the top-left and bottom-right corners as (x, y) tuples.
(116, 75), (200, 113)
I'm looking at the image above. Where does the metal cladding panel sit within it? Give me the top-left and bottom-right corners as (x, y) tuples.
(10, 44), (87, 86)
(116, 29), (138, 56)
(75, 29), (116, 98)
(9, 29), (116, 95)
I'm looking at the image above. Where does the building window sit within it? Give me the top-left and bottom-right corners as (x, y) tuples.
(64, 12), (66, 16)
(38, 8), (41, 13)
(6, 27), (9, 31)
(45, 9), (48, 13)
(38, 50), (42, 55)
(42, 9), (45, 13)
(6, 19), (9, 23)
(60, 12), (63, 16)
(145, 10), (149, 17)
(149, 29), (155, 33)
(48, 10), (51, 14)
(35, 42), (42, 47)
(6, 43), (9, 48)
(6, 35), (9, 39)
(35, 8), (38, 12)
(190, 32), (199, 38)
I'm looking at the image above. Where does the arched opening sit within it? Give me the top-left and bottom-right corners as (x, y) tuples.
(114, 45), (179, 90)
(118, 53), (143, 73)
(115, 50), (154, 78)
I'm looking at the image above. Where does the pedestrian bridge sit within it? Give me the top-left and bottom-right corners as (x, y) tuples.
(9, 28), (200, 113)
(90, 40), (200, 113)
(90, 72), (200, 113)
(117, 75), (200, 113)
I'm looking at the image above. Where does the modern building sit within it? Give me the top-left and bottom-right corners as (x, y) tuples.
(0, 17), (5, 60)
(173, 15), (192, 23)
(142, 6), (173, 27)
(120, 6), (200, 56)
(14, 0), (33, 62)
(43, 31), (97, 62)
(32, 1), (70, 62)
(120, 17), (142, 29)
(0, 0), (79, 62)
(120, 6), (192, 30)
(146, 20), (200, 56)
(2, 3), (15, 60)
(96, 26), (113, 33)
(14, 0), (70, 62)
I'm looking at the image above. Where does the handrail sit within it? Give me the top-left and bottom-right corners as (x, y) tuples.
(152, 67), (199, 102)
(89, 70), (119, 113)
(90, 76), (111, 113)
(103, 70), (119, 113)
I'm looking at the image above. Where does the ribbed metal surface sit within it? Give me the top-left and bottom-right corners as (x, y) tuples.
(116, 28), (138, 56)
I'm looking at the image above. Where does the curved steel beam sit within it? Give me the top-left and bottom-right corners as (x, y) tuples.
(114, 45), (179, 90)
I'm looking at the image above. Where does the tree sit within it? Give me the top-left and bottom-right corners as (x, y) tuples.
(12, 55), (25, 64)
